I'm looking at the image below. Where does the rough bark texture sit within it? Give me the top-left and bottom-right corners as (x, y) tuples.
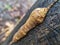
(2, 0), (60, 45)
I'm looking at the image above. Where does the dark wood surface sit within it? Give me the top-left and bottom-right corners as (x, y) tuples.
(2, 0), (60, 45)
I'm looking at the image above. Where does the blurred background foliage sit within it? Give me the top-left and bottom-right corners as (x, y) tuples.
(0, 0), (37, 44)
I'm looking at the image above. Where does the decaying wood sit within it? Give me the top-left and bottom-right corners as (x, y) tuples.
(9, 0), (58, 45)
